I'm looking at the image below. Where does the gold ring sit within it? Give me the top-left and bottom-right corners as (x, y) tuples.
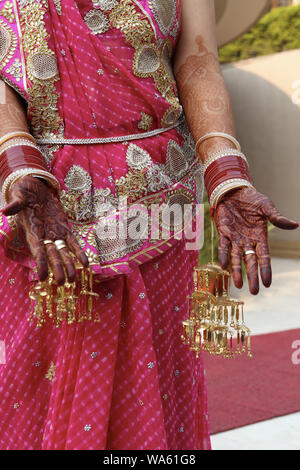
(43, 240), (54, 246)
(54, 240), (67, 251)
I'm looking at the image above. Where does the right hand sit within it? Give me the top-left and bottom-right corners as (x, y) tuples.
(216, 187), (299, 295)
(1, 175), (89, 285)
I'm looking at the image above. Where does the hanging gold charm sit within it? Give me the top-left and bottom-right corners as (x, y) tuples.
(28, 268), (100, 328)
(182, 216), (252, 358)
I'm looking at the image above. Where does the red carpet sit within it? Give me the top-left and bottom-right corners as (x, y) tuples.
(204, 329), (300, 434)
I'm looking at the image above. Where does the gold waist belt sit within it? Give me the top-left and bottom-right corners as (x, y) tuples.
(36, 121), (182, 146)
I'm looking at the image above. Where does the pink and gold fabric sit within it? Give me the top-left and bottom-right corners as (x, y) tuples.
(0, 0), (210, 449)
(0, 0), (204, 276)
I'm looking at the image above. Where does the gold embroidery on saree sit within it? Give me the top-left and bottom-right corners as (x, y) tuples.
(92, 0), (118, 10)
(0, 1), (14, 23)
(165, 139), (189, 178)
(148, 0), (176, 36)
(84, 9), (110, 35)
(133, 44), (160, 77)
(137, 112), (153, 131)
(64, 180), (200, 265)
(115, 169), (148, 203)
(126, 143), (152, 169)
(45, 362), (56, 382)
(6, 57), (22, 80)
(0, 18), (17, 67)
(61, 166), (118, 222)
(170, 18), (179, 38)
(109, 0), (181, 127)
(60, 128), (196, 224)
(18, 0), (63, 139)
(53, 0), (61, 15)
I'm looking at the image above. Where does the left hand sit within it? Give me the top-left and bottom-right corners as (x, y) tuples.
(215, 187), (299, 295)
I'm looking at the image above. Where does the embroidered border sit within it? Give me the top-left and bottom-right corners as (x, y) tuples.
(148, 0), (177, 37)
(17, 0), (63, 139)
(0, 17), (17, 67)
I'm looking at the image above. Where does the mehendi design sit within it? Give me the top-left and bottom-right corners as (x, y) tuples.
(3, 176), (89, 284)
(215, 187), (298, 294)
(0, 80), (29, 134)
(175, 35), (236, 162)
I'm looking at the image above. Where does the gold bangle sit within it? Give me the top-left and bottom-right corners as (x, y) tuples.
(210, 179), (254, 207)
(0, 132), (36, 148)
(196, 132), (241, 155)
(0, 138), (39, 157)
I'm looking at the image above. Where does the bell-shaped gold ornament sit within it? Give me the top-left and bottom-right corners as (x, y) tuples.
(182, 218), (252, 359)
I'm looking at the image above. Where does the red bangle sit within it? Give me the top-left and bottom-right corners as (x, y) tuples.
(0, 145), (47, 187)
(204, 155), (252, 201)
(205, 158), (249, 175)
(205, 156), (249, 178)
(205, 165), (251, 188)
(206, 169), (251, 191)
(205, 164), (250, 186)
(0, 154), (45, 169)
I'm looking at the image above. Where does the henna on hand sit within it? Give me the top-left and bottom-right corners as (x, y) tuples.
(0, 80), (29, 135)
(1, 176), (89, 284)
(215, 187), (299, 295)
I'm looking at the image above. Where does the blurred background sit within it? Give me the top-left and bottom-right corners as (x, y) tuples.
(202, 0), (300, 451)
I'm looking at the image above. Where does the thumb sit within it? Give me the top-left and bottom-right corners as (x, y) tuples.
(262, 200), (299, 230)
(1, 197), (26, 216)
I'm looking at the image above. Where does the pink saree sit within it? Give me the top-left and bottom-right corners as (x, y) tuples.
(0, 0), (211, 450)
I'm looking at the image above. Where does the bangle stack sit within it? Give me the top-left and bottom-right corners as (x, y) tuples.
(200, 139), (254, 207)
(0, 131), (60, 202)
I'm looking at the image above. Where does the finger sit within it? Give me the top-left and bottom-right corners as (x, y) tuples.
(34, 247), (48, 282)
(244, 249), (259, 295)
(44, 243), (66, 286)
(27, 242), (48, 282)
(262, 201), (299, 230)
(218, 235), (230, 270)
(20, 213), (48, 282)
(1, 198), (26, 216)
(66, 232), (89, 268)
(230, 244), (243, 289)
(271, 216), (299, 231)
(256, 242), (272, 288)
(58, 246), (77, 283)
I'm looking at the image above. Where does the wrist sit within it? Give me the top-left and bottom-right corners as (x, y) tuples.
(0, 135), (60, 202)
(196, 132), (241, 158)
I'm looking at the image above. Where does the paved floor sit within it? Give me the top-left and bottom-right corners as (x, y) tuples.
(211, 257), (300, 450)
(211, 412), (300, 450)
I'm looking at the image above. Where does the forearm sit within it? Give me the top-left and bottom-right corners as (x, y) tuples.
(0, 80), (29, 136)
(174, 0), (238, 164)
(174, 36), (236, 164)
(0, 80), (58, 201)
(173, 0), (253, 208)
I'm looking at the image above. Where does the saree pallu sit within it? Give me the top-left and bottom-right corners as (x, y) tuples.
(0, 0), (211, 449)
